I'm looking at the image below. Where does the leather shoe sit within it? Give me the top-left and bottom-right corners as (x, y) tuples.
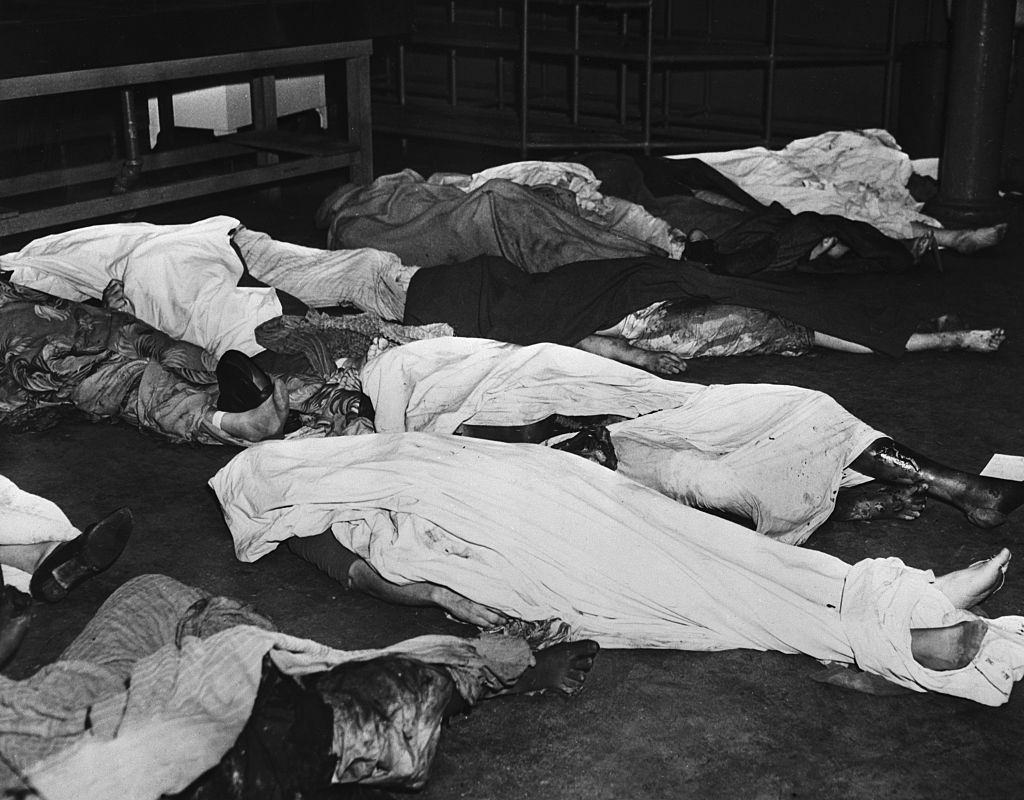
(216, 350), (274, 413)
(0, 568), (31, 669)
(30, 506), (134, 603)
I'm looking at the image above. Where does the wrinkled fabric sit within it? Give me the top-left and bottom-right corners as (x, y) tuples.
(840, 558), (1024, 706)
(448, 160), (685, 257)
(362, 339), (879, 542)
(581, 151), (920, 276)
(2, 574), (531, 799)
(0, 278), (364, 444)
(616, 299), (813, 358)
(211, 435), (1024, 704)
(404, 252), (926, 356)
(233, 227), (415, 320)
(0, 475), (81, 592)
(211, 433), (857, 654)
(680, 129), (936, 239)
(322, 169), (665, 272)
(255, 310), (453, 375)
(0, 278), (225, 443)
(1, 217), (282, 357)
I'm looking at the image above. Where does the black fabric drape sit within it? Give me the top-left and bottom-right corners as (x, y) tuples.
(405, 254), (939, 357)
(578, 152), (921, 277)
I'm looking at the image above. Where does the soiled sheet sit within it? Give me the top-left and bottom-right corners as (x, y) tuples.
(209, 433), (1024, 705)
(361, 338), (880, 543)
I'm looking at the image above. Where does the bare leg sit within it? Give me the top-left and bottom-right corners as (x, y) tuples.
(0, 542), (55, 574)
(909, 549), (1009, 670)
(911, 620), (989, 670)
(909, 221), (1008, 255)
(813, 329), (1006, 354)
(576, 333), (688, 375)
(849, 439), (1024, 527)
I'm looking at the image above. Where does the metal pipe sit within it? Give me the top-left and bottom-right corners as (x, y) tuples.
(927, 0), (1016, 225)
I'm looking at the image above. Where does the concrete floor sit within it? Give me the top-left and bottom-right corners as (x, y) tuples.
(5, 140), (1024, 798)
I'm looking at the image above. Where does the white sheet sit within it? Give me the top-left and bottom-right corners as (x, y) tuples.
(0, 475), (80, 592)
(209, 433), (1024, 704)
(361, 338), (882, 543)
(673, 129), (938, 239)
(0, 217), (281, 357)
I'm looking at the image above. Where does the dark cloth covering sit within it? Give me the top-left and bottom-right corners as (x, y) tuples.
(169, 658), (337, 800)
(287, 532), (363, 585)
(404, 254), (939, 357)
(579, 152), (918, 276)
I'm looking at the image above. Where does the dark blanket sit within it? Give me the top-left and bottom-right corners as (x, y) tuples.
(404, 254), (939, 357)
(578, 152), (919, 276)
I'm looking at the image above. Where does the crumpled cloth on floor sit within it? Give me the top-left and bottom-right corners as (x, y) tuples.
(679, 129), (937, 239)
(443, 160), (685, 257)
(210, 433), (1024, 704)
(4, 574), (529, 800)
(0, 475), (80, 592)
(256, 310), (454, 374)
(322, 168), (666, 272)
(841, 557), (1024, 706)
(615, 299), (813, 358)
(1, 217), (281, 357)
(361, 338), (879, 542)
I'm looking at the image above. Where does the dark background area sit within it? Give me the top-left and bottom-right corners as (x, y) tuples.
(3, 2), (1024, 798)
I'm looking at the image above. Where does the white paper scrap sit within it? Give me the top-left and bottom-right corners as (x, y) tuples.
(980, 454), (1024, 481)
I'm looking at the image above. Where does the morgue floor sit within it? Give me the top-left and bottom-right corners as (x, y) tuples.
(5, 138), (1024, 799)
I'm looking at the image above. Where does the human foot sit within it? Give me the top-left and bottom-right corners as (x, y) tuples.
(947, 329), (1006, 353)
(932, 223), (1008, 255)
(934, 548), (1011, 609)
(218, 379), (289, 442)
(631, 349), (688, 375)
(911, 619), (989, 670)
(947, 474), (1024, 528)
(508, 640), (600, 696)
(832, 481), (928, 522)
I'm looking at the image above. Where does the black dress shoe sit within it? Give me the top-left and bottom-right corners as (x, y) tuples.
(29, 506), (134, 603)
(216, 350), (274, 413)
(0, 568), (32, 669)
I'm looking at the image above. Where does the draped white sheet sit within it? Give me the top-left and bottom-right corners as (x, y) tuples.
(0, 217), (281, 358)
(210, 433), (1024, 704)
(361, 338), (883, 543)
(674, 129), (937, 239)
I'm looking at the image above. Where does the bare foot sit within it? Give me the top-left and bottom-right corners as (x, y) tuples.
(631, 349), (688, 375)
(832, 481), (928, 521)
(947, 474), (1024, 528)
(507, 640), (600, 696)
(932, 223), (1008, 255)
(911, 619), (988, 670)
(952, 329), (1006, 353)
(219, 379), (289, 441)
(934, 548), (1011, 608)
